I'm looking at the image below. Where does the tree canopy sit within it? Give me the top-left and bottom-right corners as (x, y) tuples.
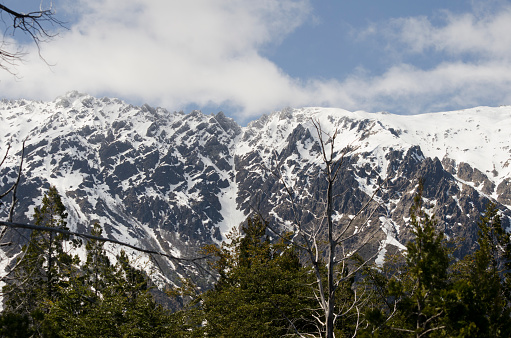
(1, 173), (511, 337)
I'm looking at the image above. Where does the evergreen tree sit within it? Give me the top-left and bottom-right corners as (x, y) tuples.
(362, 181), (450, 337)
(82, 222), (116, 297)
(199, 217), (315, 336)
(45, 225), (170, 337)
(447, 202), (511, 337)
(1, 189), (171, 336)
(400, 182), (449, 336)
(2, 186), (80, 335)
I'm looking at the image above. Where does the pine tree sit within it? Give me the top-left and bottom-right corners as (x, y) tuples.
(82, 222), (115, 296)
(1, 189), (171, 336)
(448, 202), (511, 337)
(44, 225), (170, 337)
(199, 217), (315, 336)
(364, 181), (450, 337)
(402, 182), (449, 336)
(42, 222), (116, 336)
(2, 186), (80, 335)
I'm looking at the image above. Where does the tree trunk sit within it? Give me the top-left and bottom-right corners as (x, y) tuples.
(326, 161), (336, 338)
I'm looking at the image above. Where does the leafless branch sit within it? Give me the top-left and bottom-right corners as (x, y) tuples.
(0, 143), (11, 168)
(0, 220), (209, 264)
(1, 140), (26, 245)
(248, 117), (388, 337)
(0, 3), (66, 72)
(7, 139), (25, 222)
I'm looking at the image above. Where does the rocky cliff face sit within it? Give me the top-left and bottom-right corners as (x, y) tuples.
(1, 92), (510, 280)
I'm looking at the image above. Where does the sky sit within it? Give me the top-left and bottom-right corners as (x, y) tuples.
(1, 0), (511, 123)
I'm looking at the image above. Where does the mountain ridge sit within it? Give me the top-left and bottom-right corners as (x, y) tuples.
(1, 91), (510, 281)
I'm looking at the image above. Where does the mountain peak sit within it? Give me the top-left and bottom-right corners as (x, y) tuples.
(2, 93), (511, 283)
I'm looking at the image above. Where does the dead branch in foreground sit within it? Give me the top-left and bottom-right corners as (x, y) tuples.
(0, 220), (208, 263)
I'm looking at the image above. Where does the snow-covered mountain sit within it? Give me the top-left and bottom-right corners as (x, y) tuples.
(1, 91), (510, 278)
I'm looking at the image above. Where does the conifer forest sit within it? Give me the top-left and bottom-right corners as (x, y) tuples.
(1, 170), (511, 337)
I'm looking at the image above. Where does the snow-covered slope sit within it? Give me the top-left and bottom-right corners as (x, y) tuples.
(235, 106), (511, 259)
(239, 106), (511, 187)
(1, 92), (510, 279)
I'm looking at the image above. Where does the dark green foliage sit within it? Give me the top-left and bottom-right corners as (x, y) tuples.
(406, 186), (449, 292)
(44, 225), (170, 337)
(3, 184), (511, 337)
(446, 202), (511, 337)
(0, 312), (31, 338)
(360, 181), (451, 337)
(388, 181), (449, 336)
(2, 186), (80, 335)
(1, 189), (170, 337)
(360, 185), (511, 338)
(198, 217), (315, 337)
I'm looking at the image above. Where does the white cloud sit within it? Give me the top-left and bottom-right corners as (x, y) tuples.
(386, 7), (511, 60)
(335, 61), (511, 114)
(0, 0), (313, 119)
(2, 0), (511, 120)
(337, 2), (511, 114)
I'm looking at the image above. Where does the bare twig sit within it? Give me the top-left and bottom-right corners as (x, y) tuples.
(7, 139), (25, 222)
(0, 220), (209, 263)
(254, 118), (386, 338)
(0, 3), (66, 72)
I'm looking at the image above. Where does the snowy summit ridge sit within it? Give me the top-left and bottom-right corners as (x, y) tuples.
(1, 92), (511, 276)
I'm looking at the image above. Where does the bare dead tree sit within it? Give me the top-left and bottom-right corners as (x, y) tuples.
(0, 2), (65, 73)
(258, 119), (386, 338)
(0, 140), (25, 243)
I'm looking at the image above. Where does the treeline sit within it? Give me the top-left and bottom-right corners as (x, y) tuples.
(1, 184), (511, 337)
(0, 187), (170, 337)
(169, 185), (511, 337)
